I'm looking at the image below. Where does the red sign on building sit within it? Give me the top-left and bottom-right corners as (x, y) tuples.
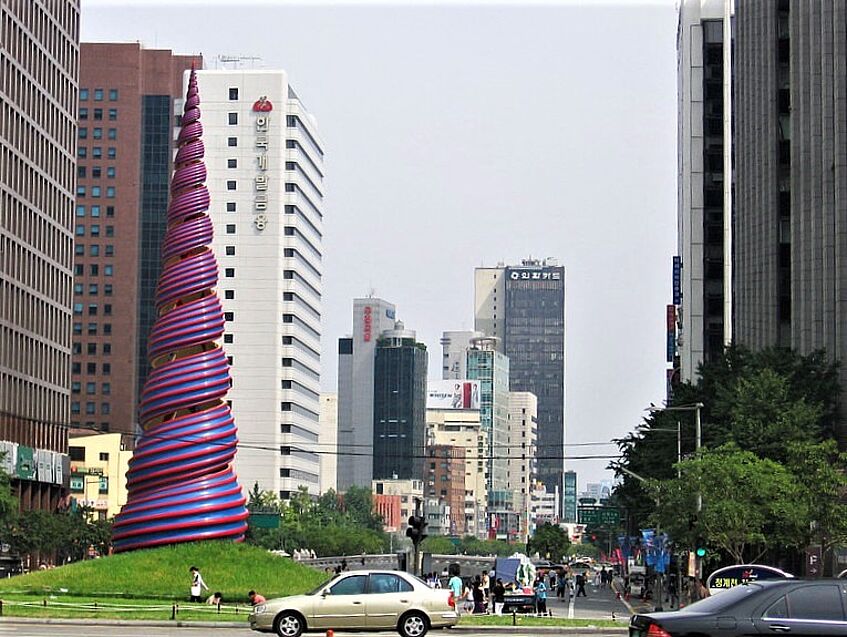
(363, 306), (373, 342)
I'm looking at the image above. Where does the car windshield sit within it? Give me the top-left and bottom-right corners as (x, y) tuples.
(679, 583), (764, 613)
(306, 577), (336, 596)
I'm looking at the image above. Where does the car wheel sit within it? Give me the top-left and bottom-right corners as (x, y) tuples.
(398, 611), (428, 637)
(275, 611), (304, 637)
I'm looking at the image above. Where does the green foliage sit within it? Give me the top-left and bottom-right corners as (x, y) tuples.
(421, 535), (456, 555)
(0, 541), (324, 600)
(567, 543), (599, 559)
(245, 486), (389, 556)
(652, 444), (807, 564)
(527, 523), (570, 562)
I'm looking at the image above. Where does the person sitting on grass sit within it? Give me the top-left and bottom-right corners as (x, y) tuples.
(207, 591), (223, 606)
(249, 590), (267, 606)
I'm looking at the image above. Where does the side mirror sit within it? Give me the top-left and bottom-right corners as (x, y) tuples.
(321, 590), (329, 597)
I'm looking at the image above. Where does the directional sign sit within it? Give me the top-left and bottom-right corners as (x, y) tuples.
(578, 506), (621, 526)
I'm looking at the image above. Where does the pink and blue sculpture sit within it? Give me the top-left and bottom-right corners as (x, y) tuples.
(112, 69), (249, 552)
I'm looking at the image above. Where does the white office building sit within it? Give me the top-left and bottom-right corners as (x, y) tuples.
(195, 69), (324, 499)
(319, 393), (338, 493)
(440, 330), (482, 380)
(507, 391), (537, 543)
(337, 297), (397, 491)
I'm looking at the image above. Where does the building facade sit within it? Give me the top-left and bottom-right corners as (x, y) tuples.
(195, 69), (324, 498)
(440, 330), (481, 380)
(507, 391), (537, 543)
(426, 444), (465, 536)
(373, 478), (424, 533)
(319, 392), (337, 494)
(72, 43), (200, 438)
(0, 0), (79, 510)
(466, 336), (509, 497)
(426, 408), (488, 538)
(68, 432), (131, 519)
(475, 259), (565, 495)
(676, 0), (734, 382)
(372, 322), (428, 481)
(337, 297), (397, 491)
(562, 470), (578, 523)
(734, 1), (847, 446)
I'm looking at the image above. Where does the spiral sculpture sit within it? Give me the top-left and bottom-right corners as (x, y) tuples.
(112, 69), (249, 552)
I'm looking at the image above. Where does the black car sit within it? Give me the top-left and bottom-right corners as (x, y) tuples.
(630, 579), (847, 636)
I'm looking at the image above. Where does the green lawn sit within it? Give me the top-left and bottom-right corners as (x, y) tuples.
(458, 614), (625, 628)
(0, 542), (325, 603)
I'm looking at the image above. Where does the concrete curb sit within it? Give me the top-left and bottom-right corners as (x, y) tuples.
(0, 617), (629, 632)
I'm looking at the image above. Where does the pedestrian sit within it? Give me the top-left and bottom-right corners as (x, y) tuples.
(448, 566), (464, 616)
(206, 591), (223, 606)
(575, 572), (587, 597)
(472, 577), (485, 614)
(556, 571), (567, 599)
(535, 577), (548, 615)
(189, 566), (208, 602)
(481, 570), (490, 598)
(492, 578), (506, 615)
(600, 567), (608, 588)
(248, 590), (267, 606)
(341, 558), (348, 572)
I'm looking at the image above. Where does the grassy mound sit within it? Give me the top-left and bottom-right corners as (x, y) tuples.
(0, 541), (325, 602)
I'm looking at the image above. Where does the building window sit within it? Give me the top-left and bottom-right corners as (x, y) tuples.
(91, 186), (101, 197)
(102, 383), (111, 395)
(72, 382), (81, 394)
(103, 343), (111, 355)
(74, 224), (84, 236)
(88, 323), (97, 335)
(227, 158), (237, 168)
(108, 89), (118, 100)
(226, 202), (236, 212)
(224, 312), (234, 322)
(87, 342), (97, 354)
(108, 128), (117, 140)
(106, 187), (115, 198)
(107, 167), (115, 178)
(90, 225), (100, 237)
(93, 127), (102, 139)
(101, 403), (111, 415)
(104, 284), (113, 296)
(227, 137), (237, 147)
(225, 268), (235, 278)
(90, 205), (101, 217)
(108, 147), (116, 159)
(99, 452), (110, 462)
(73, 303), (83, 314)
(90, 245), (100, 256)
(108, 108), (117, 120)
(86, 402), (96, 415)
(77, 166), (86, 178)
(88, 304), (97, 316)
(93, 108), (103, 120)
(99, 476), (109, 494)
(92, 166), (102, 178)
(105, 226), (114, 237)
(92, 147), (102, 158)
(229, 87), (238, 100)
(225, 224), (236, 234)
(104, 304), (112, 315)
(76, 186), (85, 197)
(224, 290), (235, 299)
(226, 180), (236, 190)
(89, 264), (99, 276)
(225, 246), (235, 256)
(74, 265), (83, 276)
(80, 88), (89, 101)
(78, 128), (88, 139)
(76, 205), (85, 217)
(103, 324), (112, 335)
(72, 362), (81, 374)
(104, 265), (114, 276)
(106, 206), (114, 217)
(224, 334), (233, 343)
(105, 245), (114, 256)
(80, 107), (88, 119)
(94, 88), (104, 101)
(103, 363), (111, 375)
(78, 147), (87, 158)
(228, 113), (238, 125)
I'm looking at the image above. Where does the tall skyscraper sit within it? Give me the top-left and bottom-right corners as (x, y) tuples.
(337, 297), (397, 491)
(195, 69), (324, 498)
(676, 0), (734, 381)
(734, 1), (847, 444)
(506, 391), (537, 543)
(372, 322), (428, 481)
(71, 43), (199, 437)
(0, 0), (80, 510)
(466, 336), (510, 497)
(475, 258), (565, 494)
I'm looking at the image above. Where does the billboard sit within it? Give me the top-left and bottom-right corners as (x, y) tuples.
(427, 380), (480, 410)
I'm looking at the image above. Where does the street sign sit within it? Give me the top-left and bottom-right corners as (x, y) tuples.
(248, 512), (280, 529)
(578, 506), (621, 526)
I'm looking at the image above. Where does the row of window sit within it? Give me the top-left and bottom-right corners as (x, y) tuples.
(74, 264), (112, 277)
(72, 342), (111, 355)
(72, 381), (111, 394)
(72, 362), (111, 375)
(78, 127), (117, 140)
(76, 186), (116, 197)
(79, 107), (117, 121)
(78, 166), (116, 179)
(74, 244), (114, 257)
(73, 302), (112, 315)
(74, 224), (114, 238)
(78, 147), (117, 160)
(71, 401), (112, 415)
(75, 204), (114, 217)
(79, 88), (118, 101)
(72, 322), (112, 335)
(73, 283), (113, 295)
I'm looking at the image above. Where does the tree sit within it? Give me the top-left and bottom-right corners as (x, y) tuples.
(421, 535), (456, 555)
(652, 444), (807, 564)
(342, 486), (384, 532)
(786, 440), (847, 573)
(527, 523), (570, 562)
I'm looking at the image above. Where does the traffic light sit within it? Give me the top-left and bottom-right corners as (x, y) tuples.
(406, 515), (428, 547)
(695, 538), (707, 558)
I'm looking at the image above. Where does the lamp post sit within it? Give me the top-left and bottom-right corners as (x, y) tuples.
(646, 402), (705, 581)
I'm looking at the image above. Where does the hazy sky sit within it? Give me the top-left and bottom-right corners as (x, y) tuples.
(83, 0), (679, 486)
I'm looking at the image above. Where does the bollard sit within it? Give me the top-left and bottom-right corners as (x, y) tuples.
(327, 630), (335, 637)
(171, 604), (176, 620)
(43, 598), (47, 607)
(512, 610), (517, 626)
(0, 599), (3, 615)
(217, 601), (221, 614)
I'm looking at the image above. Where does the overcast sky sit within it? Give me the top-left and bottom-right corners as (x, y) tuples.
(83, 0), (679, 486)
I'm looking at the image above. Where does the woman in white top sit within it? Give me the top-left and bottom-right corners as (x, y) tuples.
(189, 566), (208, 602)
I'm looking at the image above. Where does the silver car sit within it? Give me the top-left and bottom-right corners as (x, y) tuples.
(249, 569), (458, 637)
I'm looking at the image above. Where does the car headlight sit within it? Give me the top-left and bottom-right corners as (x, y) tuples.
(254, 604), (267, 614)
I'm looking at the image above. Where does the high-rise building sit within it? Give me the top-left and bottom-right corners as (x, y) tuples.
(337, 297), (397, 491)
(195, 69), (324, 498)
(676, 0), (734, 381)
(318, 392), (337, 493)
(562, 470), (578, 523)
(71, 43), (200, 437)
(426, 444), (465, 536)
(734, 1), (847, 446)
(475, 258), (565, 494)
(0, 0), (80, 510)
(372, 322), (428, 481)
(440, 330), (481, 379)
(507, 391), (537, 543)
(466, 336), (510, 497)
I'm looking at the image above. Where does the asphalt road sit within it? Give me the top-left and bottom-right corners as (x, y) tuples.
(0, 627), (624, 637)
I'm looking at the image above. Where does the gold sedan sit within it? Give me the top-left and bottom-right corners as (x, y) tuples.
(249, 570), (458, 637)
